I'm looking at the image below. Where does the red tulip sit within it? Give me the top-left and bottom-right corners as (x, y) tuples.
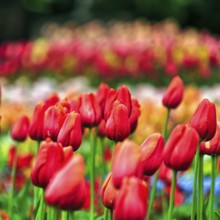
(31, 140), (72, 188)
(8, 146), (34, 169)
(140, 133), (164, 176)
(200, 123), (220, 155)
(189, 98), (216, 141)
(104, 88), (117, 121)
(11, 115), (29, 142)
(104, 85), (132, 121)
(96, 83), (110, 116)
(43, 92), (60, 108)
(165, 185), (184, 207)
(29, 102), (48, 141)
(45, 154), (87, 210)
(114, 177), (148, 220)
(117, 85), (132, 116)
(158, 162), (173, 184)
(101, 172), (118, 209)
(163, 124), (199, 171)
(57, 112), (82, 151)
(162, 76), (184, 109)
(43, 105), (67, 141)
(98, 119), (106, 137)
(79, 93), (102, 127)
(111, 139), (142, 188)
(105, 101), (130, 142)
(29, 94), (59, 141)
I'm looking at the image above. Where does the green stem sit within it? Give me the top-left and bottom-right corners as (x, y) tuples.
(48, 206), (58, 220)
(35, 189), (46, 220)
(198, 154), (204, 220)
(34, 141), (42, 217)
(209, 155), (217, 220)
(8, 146), (18, 218)
(100, 137), (107, 183)
(69, 211), (74, 220)
(163, 108), (170, 140)
(104, 207), (108, 220)
(61, 211), (68, 220)
(167, 171), (177, 220)
(191, 144), (200, 220)
(110, 209), (113, 220)
(146, 108), (170, 220)
(146, 170), (159, 220)
(90, 128), (96, 220)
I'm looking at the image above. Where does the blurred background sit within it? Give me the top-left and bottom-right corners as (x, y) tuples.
(1, 0), (220, 41)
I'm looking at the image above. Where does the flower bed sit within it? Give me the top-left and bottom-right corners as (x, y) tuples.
(0, 76), (220, 219)
(1, 20), (220, 86)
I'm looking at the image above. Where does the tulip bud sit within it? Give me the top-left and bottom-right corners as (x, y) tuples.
(29, 102), (48, 141)
(163, 124), (199, 171)
(117, 85), (132, 116)
(8, 146), (33, 169)
(31, 140), (72, 188)
(104, 88), (117, 121)
(111, 139), (142, 188)
(162, 76), (184, 109)
(200, 123), (220, 155)
(98, 119), (106, 137)
(57, 112), (82, 151)
(158, 162), (173, 184)
(189, 98), (216, 141)
(43, 105), (67, 141)
(45, 154), (87, 210)
(140, 133), (164, 176)
(11, 115), (29, 142)
(97, 83), (110, 116)
(79, 93), (102, 127)
(44, 93), (59, 108)
(105, 101), (130, 142)
(101, 172), (118, 209)
(114, 177), (148, 220)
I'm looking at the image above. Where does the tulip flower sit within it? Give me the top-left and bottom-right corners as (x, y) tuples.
(98, 119), (106, 137)
(140, 133), (164, 176)
(96, 83), (110, 116)
(79, 93), (102, 127)
(43, 104), (67, 141)
(29, 94), (59, 141)
(189, 98), (216, 141)
(114, 177), (148, 220)
(43, 92), (59, 108)
(8, 146), (34, 169)
(162, 76), (184, 109)
(10, 115), (29, 142)
(29, 102), (49, 141)
(111, 139), (142, 188)
(105, 101), (130, 142)
(101, 172), (118, 209)
(45, 154), (87, 210)
(117, 85), (132, 116)
(163, 124), (199, 171)
(57, 112), (82, 151)
(104, 85), (132, 121)
(158, 162), (173, 184)
(31, 140), (72, 188)
(200, 123), (220, 155)
(104, 88), (117, 121)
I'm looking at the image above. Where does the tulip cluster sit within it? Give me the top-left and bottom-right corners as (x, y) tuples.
(1, 21), (220, 84)
(2, 74), (220, 220)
